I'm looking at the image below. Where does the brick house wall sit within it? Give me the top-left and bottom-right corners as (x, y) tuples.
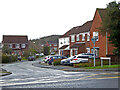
(90, 9), (114, 57)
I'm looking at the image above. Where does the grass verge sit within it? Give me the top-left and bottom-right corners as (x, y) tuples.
(85, 64), (120, 69)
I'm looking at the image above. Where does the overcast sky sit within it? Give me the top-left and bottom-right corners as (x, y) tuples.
(0, 0), (115, 42)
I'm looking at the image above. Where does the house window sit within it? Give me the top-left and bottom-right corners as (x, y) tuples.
(74, 50), (78, 55)
(54, 47), (57, 51)
(86, 48), (90, 53)
(87, 33), (90, 41)
(77, 35), (79, 41)
(82, 34), (85, 41)
(22, 44), (26, 48)
(16, 44), (20, 48)
(71, 35), (75, 42)
(9, 44), (12, 48)
(54, 44), (57, 46)
(93, 32), (99, 41)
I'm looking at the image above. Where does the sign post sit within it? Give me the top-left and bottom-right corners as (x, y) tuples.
(91, 37), (97, 67)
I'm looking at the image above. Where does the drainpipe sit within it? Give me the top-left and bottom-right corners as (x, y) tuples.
(106, 32), (108, 56)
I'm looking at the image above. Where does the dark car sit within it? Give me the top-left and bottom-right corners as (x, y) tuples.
(28, 56), (35, 61)
(18, 56), (21, 61)
(48, 55), (67, 65)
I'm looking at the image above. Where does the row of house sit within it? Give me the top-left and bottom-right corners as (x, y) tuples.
(2, 35), (59, 55)
(59, 8), (115, 57)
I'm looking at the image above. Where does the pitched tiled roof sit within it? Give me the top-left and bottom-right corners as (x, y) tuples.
(60, 20), (92, 38)
(2, 35), (28, 43)
(97, 8), (106, 21)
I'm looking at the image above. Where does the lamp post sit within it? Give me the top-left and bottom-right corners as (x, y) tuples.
(91, 36), (97, 67)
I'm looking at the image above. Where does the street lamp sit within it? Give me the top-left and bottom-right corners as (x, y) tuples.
(91, 36), (98, 67)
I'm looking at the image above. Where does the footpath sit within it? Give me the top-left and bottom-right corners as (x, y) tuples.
(0, 67), (12, 76)
(33, 62), (120, 72)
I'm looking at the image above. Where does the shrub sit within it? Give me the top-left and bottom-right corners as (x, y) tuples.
(53, 60), (61, 66)
(2, 54), (17, 63)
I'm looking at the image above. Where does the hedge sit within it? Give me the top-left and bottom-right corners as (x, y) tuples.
(73, 58), (113, 68)
(1, 54), (17, 63)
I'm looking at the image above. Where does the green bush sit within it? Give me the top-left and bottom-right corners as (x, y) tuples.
(36, 55), (39, 59)
(53, 60), (61, 66)
(2, 54), (17, 63)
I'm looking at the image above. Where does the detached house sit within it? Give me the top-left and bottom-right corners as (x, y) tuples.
(2, 35), (28, 55)
(90, 8), (115, 57)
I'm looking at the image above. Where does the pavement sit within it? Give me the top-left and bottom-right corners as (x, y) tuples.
(0, 67), (12, 76)
(33, 62), (120, 72)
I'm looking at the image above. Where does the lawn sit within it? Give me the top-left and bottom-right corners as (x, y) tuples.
(85, 64), (120, 69)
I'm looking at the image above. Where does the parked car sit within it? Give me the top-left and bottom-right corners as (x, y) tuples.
(61, 56), (75, 65)
(28, 56), (35, 61)
(70, 53), (94, 64)
(48, 55), (67, 65)
(18, 56), (21, 61)
(40, 53), (44, 56)
(43, 56), (51, 63)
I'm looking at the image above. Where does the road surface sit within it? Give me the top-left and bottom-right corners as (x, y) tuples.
(0, 59), (119, 88)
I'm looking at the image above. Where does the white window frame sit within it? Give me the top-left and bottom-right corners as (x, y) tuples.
(86, 48), (90, 53)
(9, 44), (12, 48)
(93, 32), (99, 41)
(22, 44), (26, 48)
(82, 34), (85, 41)
(71, 35), (75, 42)
(54, 44), (57, 46)
(87, 33), (90, 41)
(77, 35), (79, 41)
(16, 44), (20, 48)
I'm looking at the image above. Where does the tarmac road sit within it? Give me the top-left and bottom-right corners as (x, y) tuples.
(0, 59), (119, 89)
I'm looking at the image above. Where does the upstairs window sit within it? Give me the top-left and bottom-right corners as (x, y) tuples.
(71, 35), (75, 42)
(82, 34), (85, 41)
(93, 32), (98, 41)
(54, 44), (57, 46)
(77, 35), (79, 41)
(9, 44), (12, 48)
(87, 33), (90, 41)
(22, 44), (26, 48)
(16, 44), (20, 48)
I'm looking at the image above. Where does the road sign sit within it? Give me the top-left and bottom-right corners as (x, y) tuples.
(91, 38), (97, 44)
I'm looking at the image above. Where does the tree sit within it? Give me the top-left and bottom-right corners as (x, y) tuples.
(99, 1), (120, 54)
(44, 46), (50, 55)
(2, 44), (12, 54)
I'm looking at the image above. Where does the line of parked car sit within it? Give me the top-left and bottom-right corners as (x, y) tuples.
(43, 53), (96, 65)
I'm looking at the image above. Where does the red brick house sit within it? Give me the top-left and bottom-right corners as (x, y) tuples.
(69, 21), (92, 56)
(2, 35), (28, 55)
(59, 21), (92, 57)
(90, 8), (115, 57)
